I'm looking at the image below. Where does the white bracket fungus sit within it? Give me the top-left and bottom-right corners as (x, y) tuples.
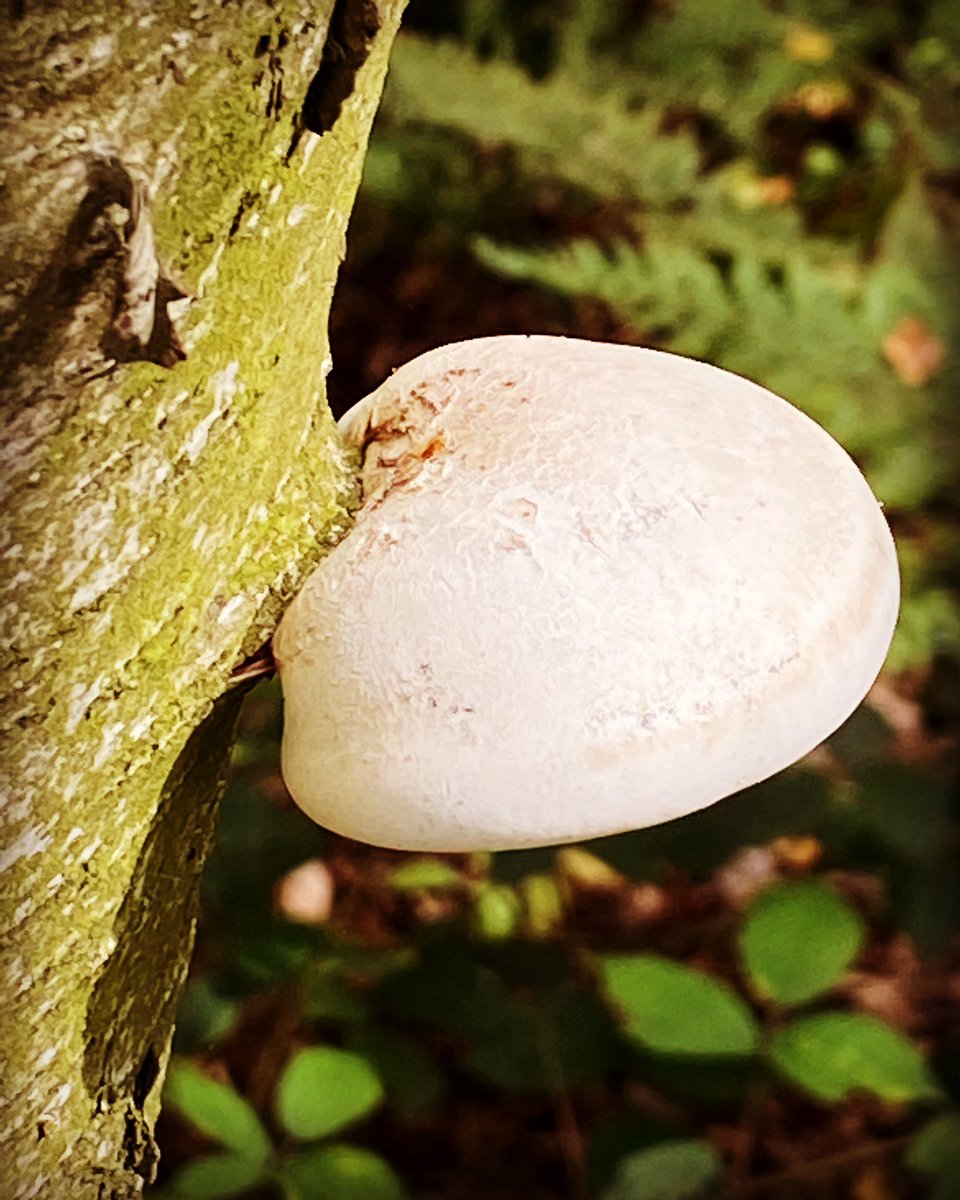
(275, 336), (899, 852)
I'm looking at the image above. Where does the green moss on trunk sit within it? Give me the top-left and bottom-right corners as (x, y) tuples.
(0, 2), (405, 1194)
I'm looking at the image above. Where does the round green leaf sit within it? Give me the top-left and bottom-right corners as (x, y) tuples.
(276, 1047), (384, 1141)
(740, 881), (865, 1005)
(472, 882), (521, 939)
(280, 1143), (409, 1200)
(173, 979), (239, 1053)
(386, 859), (463, 890)
(162, 1154), (268, 1199)
(602, 1139), (723, 1200)
(770, 1013), (940, 1103)
(163, 1060), (270, 1163)
(908, 1113), (960, 1199)
(600, 955), (759, 1057)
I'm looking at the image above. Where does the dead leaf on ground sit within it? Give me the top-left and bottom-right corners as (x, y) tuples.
(274, 857), (335, 924)
(882, 316), (946, 387)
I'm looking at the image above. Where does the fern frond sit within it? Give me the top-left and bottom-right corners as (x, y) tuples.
(383, 36), (700, 205)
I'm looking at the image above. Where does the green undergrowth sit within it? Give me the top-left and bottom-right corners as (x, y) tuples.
(153, 680), (960, 1200)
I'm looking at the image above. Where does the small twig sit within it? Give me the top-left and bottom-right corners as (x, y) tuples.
(241, 983), (305, 1115)
(229, 642), (276, 684)
(536, 1010), (590, 1200)
(721, 1133), (912, 1199)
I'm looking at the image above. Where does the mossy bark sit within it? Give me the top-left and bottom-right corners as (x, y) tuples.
(0, 2), (404, 1195)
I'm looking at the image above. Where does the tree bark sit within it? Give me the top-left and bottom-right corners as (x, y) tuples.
(0, 2), (404, 1195)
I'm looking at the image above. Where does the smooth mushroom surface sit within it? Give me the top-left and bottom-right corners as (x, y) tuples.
(275, 336), (899, 852)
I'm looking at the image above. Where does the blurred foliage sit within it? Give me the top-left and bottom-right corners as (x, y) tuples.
(362, 0), (960, 673)
(154, 684), (959, 1198)
(154, 2), (959, 1198)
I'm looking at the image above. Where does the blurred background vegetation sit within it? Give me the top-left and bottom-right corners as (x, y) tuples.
(151, 2), (959, 1197)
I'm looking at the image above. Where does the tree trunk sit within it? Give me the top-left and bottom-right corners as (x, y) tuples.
(0, 2), (404, 1194)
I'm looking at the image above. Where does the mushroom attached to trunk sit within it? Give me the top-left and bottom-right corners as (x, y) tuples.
(274, 336), (899, 852)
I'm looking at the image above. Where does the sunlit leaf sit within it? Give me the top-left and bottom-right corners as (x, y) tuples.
(385, 859), (463, 890)
(770, 1013), (940, 1102)
(471, 882), (521, 940)
(276, 1047), (384, 1141)
(520, 873), (565, 937)
(162, 1154), (268, 1199)
(163, 1060), (270, 1163)
(279, 1143), (409, 1200)
(740, 881), (865, 1004)
(602, 1138), (723, 1200)
(600, 955), (759, 1057)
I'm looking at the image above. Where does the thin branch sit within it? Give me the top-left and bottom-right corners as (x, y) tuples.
(722, 1133), (913, 1199)
(229, 642), (277, 684)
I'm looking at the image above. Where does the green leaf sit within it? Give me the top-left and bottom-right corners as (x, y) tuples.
(173, 979), (239, 1054)
(908, 1113), (960, 1198)
(471, 882), (521, 940)
(770, 1013), (940, 1103)
(602, 1139), (723, 1200)
(163, 1060), (270, 1164)
(385, 859), (463, 890)
(276, 1047), (384, 1141)
(855, 764), (953, 862)
(279, 1143), (409, 1200)
(227, 919), (315, 989)
(349, 1027), (446, 1117)
(466, 985), (618, 1091)
(161, 1154), (268, 1199)
(303, 968), (368, 1024)
(740, 881), (865, 1005)
(587, 1114), (688, 1195)
(520, 873), (565, 937)
(600, 955), (759, 1057)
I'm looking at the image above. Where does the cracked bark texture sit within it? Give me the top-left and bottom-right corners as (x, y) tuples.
(0, 2), (404, 1195)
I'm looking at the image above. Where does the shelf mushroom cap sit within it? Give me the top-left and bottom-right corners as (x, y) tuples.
(275, 336), (900, 852)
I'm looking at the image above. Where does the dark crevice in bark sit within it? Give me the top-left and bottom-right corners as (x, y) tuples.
(132, 1046), (159, 1111)
(301, 0), (381, 134)
(228, 189), (258, 238)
